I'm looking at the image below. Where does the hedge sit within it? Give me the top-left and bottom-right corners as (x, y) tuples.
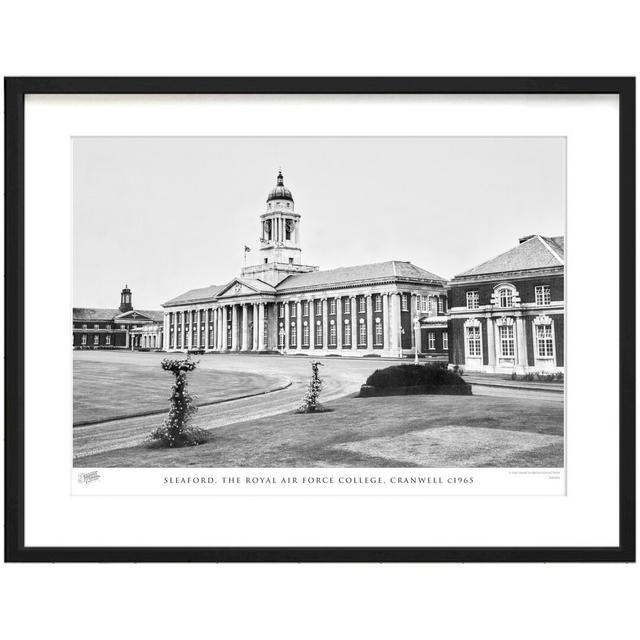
(365, 363), (466, 389)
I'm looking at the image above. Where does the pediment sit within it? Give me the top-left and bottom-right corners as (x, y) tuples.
(115, 310), (154, 321)
(217, 278), (262, 298)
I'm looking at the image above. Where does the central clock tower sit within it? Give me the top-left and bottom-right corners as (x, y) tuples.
(241, 170), (317, 285)
(259, 170), (302, 265)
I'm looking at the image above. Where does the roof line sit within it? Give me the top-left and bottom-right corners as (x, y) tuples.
(537, 235), (565, 265)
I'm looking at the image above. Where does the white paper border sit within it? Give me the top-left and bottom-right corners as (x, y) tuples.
(24, 94), (619, 547)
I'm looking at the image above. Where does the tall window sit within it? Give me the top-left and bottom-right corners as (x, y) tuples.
(344, 299), (350, 314)
(498, 287), (514, 308)
(263, 321), (269, 348)
(374, 295), (382, 312)
(359, 297), (366, 313)
(93, 335), (99, 346)
(81, 334), (87, 346)
(428, 332), (436, 350)
(227, 325), (232, 348)
(279, 303), (285, 318)
(329, 298), (336, 315)
(329, 323), (337, 346)
(290, 302), (296, 318)
(499, 325), (515, 357)
(315, 300), (322, 315)
(344, 323), (351, 345)
(466, 291), (479, 309)
(438, 298), (444, 314)
(443, 331), (449, 350)
(105, 335), (111, 346)
(401, 294), (408, 311)
(466, 326), (481, 357)
(359, 323), (367, 345)
(303, 323), (309, 346)
(290, 323), (297, 347)
(303, 301), (309, 316)
(374, 321), (383, 345)
(535, 285), (551, 306)
(420, 296), (428, 312)
(315, 323), (323, 346)
(428, 297), (435, 314)
(536, 324), (554, 357)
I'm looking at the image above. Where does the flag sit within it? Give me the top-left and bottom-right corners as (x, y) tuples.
(244, 245), (251, 252)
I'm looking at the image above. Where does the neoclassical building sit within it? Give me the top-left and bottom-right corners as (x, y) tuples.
(73, 285), (164, 350)
(162, 171), (449, 357)
(447, 234), (565, 373)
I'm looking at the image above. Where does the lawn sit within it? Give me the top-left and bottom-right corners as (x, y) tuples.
(73, 359), (288, 425)
(76, 393), (564, 468)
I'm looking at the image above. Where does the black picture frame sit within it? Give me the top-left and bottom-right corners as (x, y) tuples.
(4, 77), (635, 563)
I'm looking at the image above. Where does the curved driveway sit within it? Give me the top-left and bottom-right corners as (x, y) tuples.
(73, 351), (562, 459)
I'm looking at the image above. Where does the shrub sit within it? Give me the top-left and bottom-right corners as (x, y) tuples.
(297, 360), (328, 413)
(148, 356), (208, 447)
(366, 363), (465, 389)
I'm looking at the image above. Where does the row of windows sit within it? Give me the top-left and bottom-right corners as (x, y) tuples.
(466, 285), (552, 309)
(465, 323), (555, 358)
(276, 294), (423, 319)
(417, 295), (445, 314)
(80, 334), (111, 346)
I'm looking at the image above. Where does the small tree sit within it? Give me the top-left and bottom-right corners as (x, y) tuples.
(148, 356), (208, 447)
(297, 360), (325, 413)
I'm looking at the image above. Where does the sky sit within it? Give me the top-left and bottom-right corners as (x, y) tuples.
(73, 136), (565, 310)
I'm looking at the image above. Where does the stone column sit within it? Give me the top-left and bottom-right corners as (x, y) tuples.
(258, 303), (265, 350)
(308, 298), (315, 348)
(410, 294), (418, 350)
(382, 294), (390, 352)
(252, 303), (258, 350)
(221, 306), (228, 350)
(366, 294), (373, 351)
(413, 294), (422, 354)
(284, 301), (290, 351)
(163, 313), (170, 351)
(296, 301), (302, 351)
(322, 298), (328, 350)
(241, 304), (249, 351)
(231, 305), (238, 351)
(350, 295), (358, 349)
(336, 298), (343, 350)
(486, 317), (496, 368)
(515, 315), (527, 369)
(204, 309), (209, 350)
(390, 293), (400, 355)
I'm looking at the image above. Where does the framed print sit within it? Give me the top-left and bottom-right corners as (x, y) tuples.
(4, 77), (635, 562)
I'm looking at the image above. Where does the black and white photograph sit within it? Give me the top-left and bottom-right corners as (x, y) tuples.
(72, 136), (565, 472)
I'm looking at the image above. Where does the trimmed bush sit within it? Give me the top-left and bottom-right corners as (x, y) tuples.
(366, 363), (466, 389)
(148, 356), (208, 448)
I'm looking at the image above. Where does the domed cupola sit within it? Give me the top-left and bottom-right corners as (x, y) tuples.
(267, 170), (294, 202)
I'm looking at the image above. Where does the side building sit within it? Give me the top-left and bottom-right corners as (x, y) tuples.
(73, 285), (164, 350)
(447, 235), (565, 373)
(162, 171), (449, 358)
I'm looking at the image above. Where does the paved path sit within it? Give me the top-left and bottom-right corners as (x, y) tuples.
(73, 351), (563, 459)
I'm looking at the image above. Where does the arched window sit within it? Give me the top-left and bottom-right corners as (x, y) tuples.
(498, 287), (514, 308)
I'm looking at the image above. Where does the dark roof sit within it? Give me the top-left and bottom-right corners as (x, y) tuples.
(276, 260), (446, 291)
(73, 307), (121, 321)
(267, 170), (293, 202)
(454, 235), (564, 278)
(73, 308), (163, 322)
(163, 284), (225, 307)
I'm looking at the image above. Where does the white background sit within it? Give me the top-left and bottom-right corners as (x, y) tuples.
(1, 2), (638, 640)
(26, 94), (607, 547)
